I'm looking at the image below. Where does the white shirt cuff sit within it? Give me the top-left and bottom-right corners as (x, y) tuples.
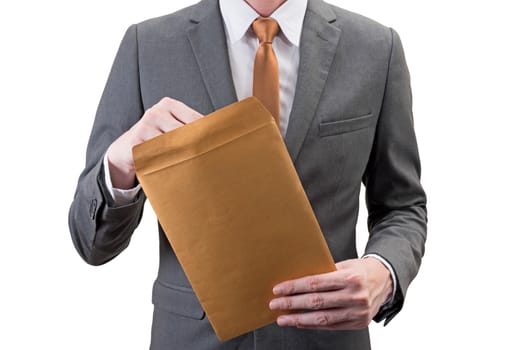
(103, 152), (142, 206)
(362, 253), (397, 306)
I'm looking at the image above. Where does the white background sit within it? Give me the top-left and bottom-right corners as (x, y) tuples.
(1, 0), (524, 349)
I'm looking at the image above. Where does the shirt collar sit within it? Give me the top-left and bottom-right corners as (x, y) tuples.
(219, 0), (308, 46)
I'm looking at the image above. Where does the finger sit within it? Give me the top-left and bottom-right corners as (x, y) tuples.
(270, 290), (352, 311)
(142, 105), (185, 133)
(133, 123), (163, 143)
(158, 97), (203, 124)
(276, 308), (357, 328)
(335, 259), (356, 270)
(155, 113), (185, 133)
(273, 271), (346, 296)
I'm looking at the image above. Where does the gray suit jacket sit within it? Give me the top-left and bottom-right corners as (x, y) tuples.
(69, 0), (427, 348)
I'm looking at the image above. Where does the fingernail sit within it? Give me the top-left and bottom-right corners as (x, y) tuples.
(273, 286), (283, 295)
(269, 299), (279, 310)
(277, 316), (290, 326)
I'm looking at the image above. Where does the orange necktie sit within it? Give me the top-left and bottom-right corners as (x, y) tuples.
(252, 17), (280, 126)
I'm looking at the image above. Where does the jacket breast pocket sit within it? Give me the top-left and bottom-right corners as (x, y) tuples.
(318, 113), (375, 137)
(152, 279), (206, 320)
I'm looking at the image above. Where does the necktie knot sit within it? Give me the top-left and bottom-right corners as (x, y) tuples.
(252, 17), (280, 44)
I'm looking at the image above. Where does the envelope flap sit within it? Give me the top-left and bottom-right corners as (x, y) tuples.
(133, 97), (274, 175)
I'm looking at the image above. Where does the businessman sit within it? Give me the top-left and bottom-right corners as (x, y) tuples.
(69, 0), (427, 349)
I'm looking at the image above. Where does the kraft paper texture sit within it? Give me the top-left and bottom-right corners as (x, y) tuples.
(132, 97), (335, 341)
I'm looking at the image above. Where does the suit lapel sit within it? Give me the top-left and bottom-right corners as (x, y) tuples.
(186, 0), (238, 110)
(284, 0), (341, 163)
(186, 0), (341, 163)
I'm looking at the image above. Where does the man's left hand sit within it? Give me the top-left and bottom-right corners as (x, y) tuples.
(269, 258), (393, 330)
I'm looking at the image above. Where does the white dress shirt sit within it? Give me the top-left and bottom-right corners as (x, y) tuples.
(102, 0), (396, 306)
(220, 0), (306, 137)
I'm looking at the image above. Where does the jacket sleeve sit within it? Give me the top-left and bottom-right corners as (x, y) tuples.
(68, 24), (147, 266)
(362, 28), (428, 324)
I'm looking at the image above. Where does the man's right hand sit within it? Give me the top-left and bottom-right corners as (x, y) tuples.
(107, 97), (203, 190)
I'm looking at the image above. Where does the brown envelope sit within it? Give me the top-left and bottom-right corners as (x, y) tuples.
(132, 97), (335, 341)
